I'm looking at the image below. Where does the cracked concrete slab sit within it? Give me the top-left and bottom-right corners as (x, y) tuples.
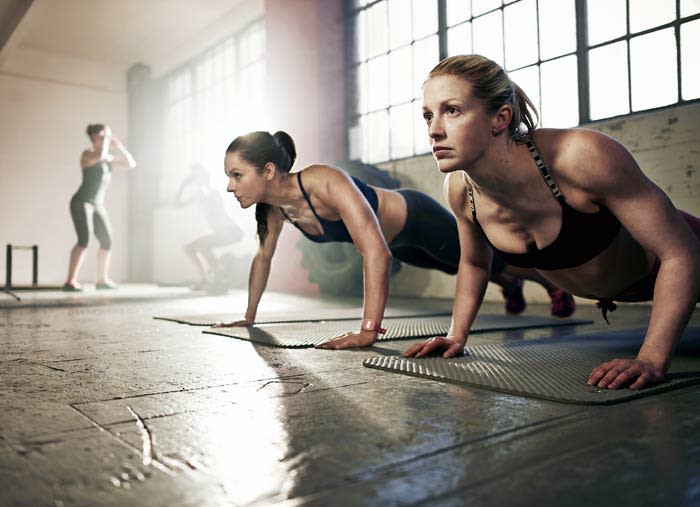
(2, 288), (699, 506)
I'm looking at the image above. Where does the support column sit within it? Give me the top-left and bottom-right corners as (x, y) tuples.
(127, 64), (163, 282)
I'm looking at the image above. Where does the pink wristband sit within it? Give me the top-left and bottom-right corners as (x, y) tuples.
(361, 319), (386, 334)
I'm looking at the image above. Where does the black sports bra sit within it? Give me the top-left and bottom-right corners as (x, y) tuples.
(279, 171), (379, 243)
(467, 139), (621, 270)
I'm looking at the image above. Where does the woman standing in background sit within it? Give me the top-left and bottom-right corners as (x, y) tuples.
(63, 124), (136, 291)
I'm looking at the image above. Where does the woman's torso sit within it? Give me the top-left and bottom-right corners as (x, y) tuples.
(467, 129), (656, 299)
(277, 166), (407, 244)
(73, 160), (112, 205)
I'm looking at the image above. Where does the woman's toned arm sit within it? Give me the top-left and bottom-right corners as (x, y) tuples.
(213, 208), (284, 327)
(109, 134), (137, 170)
(560, 129), (700, 389)
(312, 166), (393, 349)
(403, 171), (492, 358)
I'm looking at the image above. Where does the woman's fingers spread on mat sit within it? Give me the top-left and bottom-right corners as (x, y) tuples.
(588, 358), (663, 390)
(316, 332), (376, 349)
(402, 342), (426, 357)
(587, 360), (615, 385)
(606, 362), (658, 389)
(403, 336), (462, 358)
(443, 342), (465, 358)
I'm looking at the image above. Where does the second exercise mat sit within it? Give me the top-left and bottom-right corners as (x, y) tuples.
(203, 314), (591, 348)
(154, 307), (450, 326)
(362, 327), (700, 405)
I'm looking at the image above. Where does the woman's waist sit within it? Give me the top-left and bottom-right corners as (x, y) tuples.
(376, 188), (410, 243)
(71, 191), (106, 206)
(540, 247), (657, 300)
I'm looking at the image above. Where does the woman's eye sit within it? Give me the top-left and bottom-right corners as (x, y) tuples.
(423, 113), (432, 122)
(446, 106), (459, 115)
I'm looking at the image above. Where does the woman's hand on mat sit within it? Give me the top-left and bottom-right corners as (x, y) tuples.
(211, 318), (253, 328)
(402, 336), (465, 358)
(587, 358), (664, 390)
(315, 331), (377, 349)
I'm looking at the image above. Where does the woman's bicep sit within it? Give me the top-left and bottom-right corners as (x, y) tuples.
(579, 133), (695, 260)
(455, 212), (491, 269)
(259, 210), (284, 259)
(442, 172), (490, 267)
(606, 181), (696, 261)
(327, 175), (388, 254)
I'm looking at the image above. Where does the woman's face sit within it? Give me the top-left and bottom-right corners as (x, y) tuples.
(91, 130), (106, 148)
(90, 125), (111, 148)
(224, 151), (267, 209)
(422, 74), (494, 173)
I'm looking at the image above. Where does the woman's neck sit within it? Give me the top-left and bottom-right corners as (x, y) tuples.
(262, 173), (303, 208)
(465, 139), (533, 203)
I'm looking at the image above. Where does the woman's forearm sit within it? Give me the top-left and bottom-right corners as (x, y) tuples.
(361, 247), (392, 323)
(114, 139), (137, 168)
(100, 134), (112, 160)
(448, 262), (490, 344)
(638, 254), (699, 371)
(245, 252), (273, 322)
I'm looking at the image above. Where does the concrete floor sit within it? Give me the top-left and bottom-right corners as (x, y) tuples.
(2, 287), (699, 507)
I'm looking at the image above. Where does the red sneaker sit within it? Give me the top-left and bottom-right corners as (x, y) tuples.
(549, 289), (575, 318)
(502, 279), (526, 315)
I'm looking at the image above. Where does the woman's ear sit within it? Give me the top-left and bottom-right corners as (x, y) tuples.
(492, 104), (513, 136)
(263, 162), (276, 181)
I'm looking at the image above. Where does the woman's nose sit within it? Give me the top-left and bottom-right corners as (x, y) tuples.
(429, 117), (444, 139)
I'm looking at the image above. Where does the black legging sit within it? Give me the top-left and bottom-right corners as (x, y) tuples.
(70, 196), (113, 249)
(389, 189), (505, 275)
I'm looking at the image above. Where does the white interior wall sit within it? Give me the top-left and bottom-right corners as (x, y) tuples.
(0, 49), (128, 285)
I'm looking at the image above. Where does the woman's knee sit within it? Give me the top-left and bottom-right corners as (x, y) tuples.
(96, 233), (112, 250)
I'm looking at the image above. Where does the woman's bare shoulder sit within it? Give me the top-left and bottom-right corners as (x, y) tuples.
(299, 164), (354, 192)
(80, 149), (98, 168)
(534, 128), (636, 190)
(300, 163), (348, 178)
(443, 171), (469, 213)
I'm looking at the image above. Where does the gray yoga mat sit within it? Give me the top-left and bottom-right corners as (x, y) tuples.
(154, 308), (451, 326)
(362, 327), (700, 405)
(203, 314), (592, 348)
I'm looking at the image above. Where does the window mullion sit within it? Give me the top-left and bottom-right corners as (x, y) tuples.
(437, 0), (447, 60)
(575, 0), (590, 124)
(675, 0), (682, 102)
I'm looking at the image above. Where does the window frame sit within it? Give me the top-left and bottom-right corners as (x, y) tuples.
(160, 18), (265, 202)
(345, 0), (700, 163)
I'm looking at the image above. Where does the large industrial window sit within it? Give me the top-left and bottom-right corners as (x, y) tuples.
(347, 0), (439, 163)
(347, 0), (700, 164)
(586, 0), (700, 120)
(161, 20), (266, 200)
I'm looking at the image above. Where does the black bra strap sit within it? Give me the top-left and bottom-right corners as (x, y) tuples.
(279, 206), (292, 222)
(296, 171), (323, 222)
(525, 139), (565, 202)
(463, 173), (478, 222)
(467, 184), (477, 222)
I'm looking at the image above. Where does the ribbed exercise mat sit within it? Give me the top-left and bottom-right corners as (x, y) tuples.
(154, 308), (452, 326)
(203, 315), (591, 348)
(363, 327), (700, 405)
